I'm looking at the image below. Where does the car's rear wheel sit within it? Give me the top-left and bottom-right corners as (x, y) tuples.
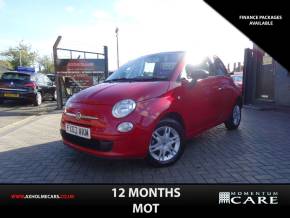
(33, 92), (42, 106)
(224, 103), (241, 130)
(0, 99), (3, 104)
(52, 90), (57, 101)
(147, 118), (185, 167)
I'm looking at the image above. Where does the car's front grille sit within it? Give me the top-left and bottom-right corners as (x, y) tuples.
(60, 130), (113, 152)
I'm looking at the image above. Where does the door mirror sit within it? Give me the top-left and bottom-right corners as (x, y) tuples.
(186, 65), (209, 82)
(181, 77), (189, 86)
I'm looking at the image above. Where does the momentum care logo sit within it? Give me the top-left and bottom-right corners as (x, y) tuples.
(218, 191), (278, 205)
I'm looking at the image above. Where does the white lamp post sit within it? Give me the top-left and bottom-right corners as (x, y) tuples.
(115, 27), (120, 69)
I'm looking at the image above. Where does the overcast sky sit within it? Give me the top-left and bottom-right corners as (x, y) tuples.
(0, 0), (252, 70)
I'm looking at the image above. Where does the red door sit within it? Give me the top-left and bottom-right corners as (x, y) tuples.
(179, 76), (222, 134)
(212, 76), (233, 122)
(176, 58), (225, 135)
(212, 58), (234, 122)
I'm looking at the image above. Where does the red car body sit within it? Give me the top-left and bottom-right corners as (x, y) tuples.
(60, 51), (241, 162)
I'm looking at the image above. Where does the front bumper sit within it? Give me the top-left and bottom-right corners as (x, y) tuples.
(60, 113), (155, 158)
(60, 98), (166, 158)
(61, 128), (152, 158)
(61, 129), (113, 152)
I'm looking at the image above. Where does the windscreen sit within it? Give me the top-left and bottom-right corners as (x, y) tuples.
(106, 52), (184, 82)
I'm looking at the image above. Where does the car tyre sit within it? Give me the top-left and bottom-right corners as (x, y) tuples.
(33, 92), (42, 106)
(0, 99), (3, 104)
(147, 118), (185, 167)
(52, 90), (57, 101)
(224, 103), (241, 130)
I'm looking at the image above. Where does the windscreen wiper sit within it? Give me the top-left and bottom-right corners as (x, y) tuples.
(133, 77), (168, 81)
(104, 77), (168, 83)
(104, 78), (135, 83)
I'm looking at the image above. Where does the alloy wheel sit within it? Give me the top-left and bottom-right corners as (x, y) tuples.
(233, 105), (241, 126)
(37, 92), (42, 105)
(54, 91), (57, 100)
(149, 126), (181, 162)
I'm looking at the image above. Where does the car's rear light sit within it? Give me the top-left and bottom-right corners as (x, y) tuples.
(24, 82), (36, 89)
(0, 82), (8, 89)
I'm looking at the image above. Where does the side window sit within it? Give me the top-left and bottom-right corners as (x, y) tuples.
(43, 75), (51, 85)
(180, 58), (213, 81)
(36, 74), (44, 85)
(214, 59), (228, 76)
(35, 74), (40, 84)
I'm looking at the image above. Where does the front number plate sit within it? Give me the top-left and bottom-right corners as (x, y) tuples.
(65, 123), (91, 139)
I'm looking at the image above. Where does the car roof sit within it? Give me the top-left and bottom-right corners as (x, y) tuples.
(232, 72), (243, 75)
(122, 51), (222, 67)
(131, 51), (220, 60)
(3, 71), (37, 76)
(140, 51), (185, 58)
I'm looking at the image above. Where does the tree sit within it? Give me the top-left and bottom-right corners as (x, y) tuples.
(37, 55), (54, 73)
(0, 41), (38, 70)
(0, 60), (12, 70)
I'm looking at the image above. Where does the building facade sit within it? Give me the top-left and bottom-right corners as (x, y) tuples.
(243, 45), (290, 107)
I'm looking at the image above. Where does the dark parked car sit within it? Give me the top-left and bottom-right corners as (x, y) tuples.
(0, 71), (56, 106)
(46, 74), (56, 84)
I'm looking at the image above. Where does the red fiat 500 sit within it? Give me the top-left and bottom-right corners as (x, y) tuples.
(61, 51), (242, 166)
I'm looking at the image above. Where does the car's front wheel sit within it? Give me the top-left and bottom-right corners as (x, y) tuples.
(224, 103), (241, 130)
(147, 118), (185, 167)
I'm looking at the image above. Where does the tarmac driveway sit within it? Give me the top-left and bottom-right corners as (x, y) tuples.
(0, 100), (57, 128)
(0, 108), (290, 183)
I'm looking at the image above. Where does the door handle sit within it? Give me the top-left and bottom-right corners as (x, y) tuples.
(218, 87), (223, 91)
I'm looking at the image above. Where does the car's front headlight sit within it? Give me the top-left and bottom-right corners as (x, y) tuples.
(112, 99), (136, 118)
(64, 97), (73, 113)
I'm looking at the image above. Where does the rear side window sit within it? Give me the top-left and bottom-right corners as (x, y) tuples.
(0, 72), (31, 81)
(214, 59), (228, 76)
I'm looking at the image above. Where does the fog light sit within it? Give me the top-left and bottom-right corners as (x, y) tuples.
(117, 122), (133, 132)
